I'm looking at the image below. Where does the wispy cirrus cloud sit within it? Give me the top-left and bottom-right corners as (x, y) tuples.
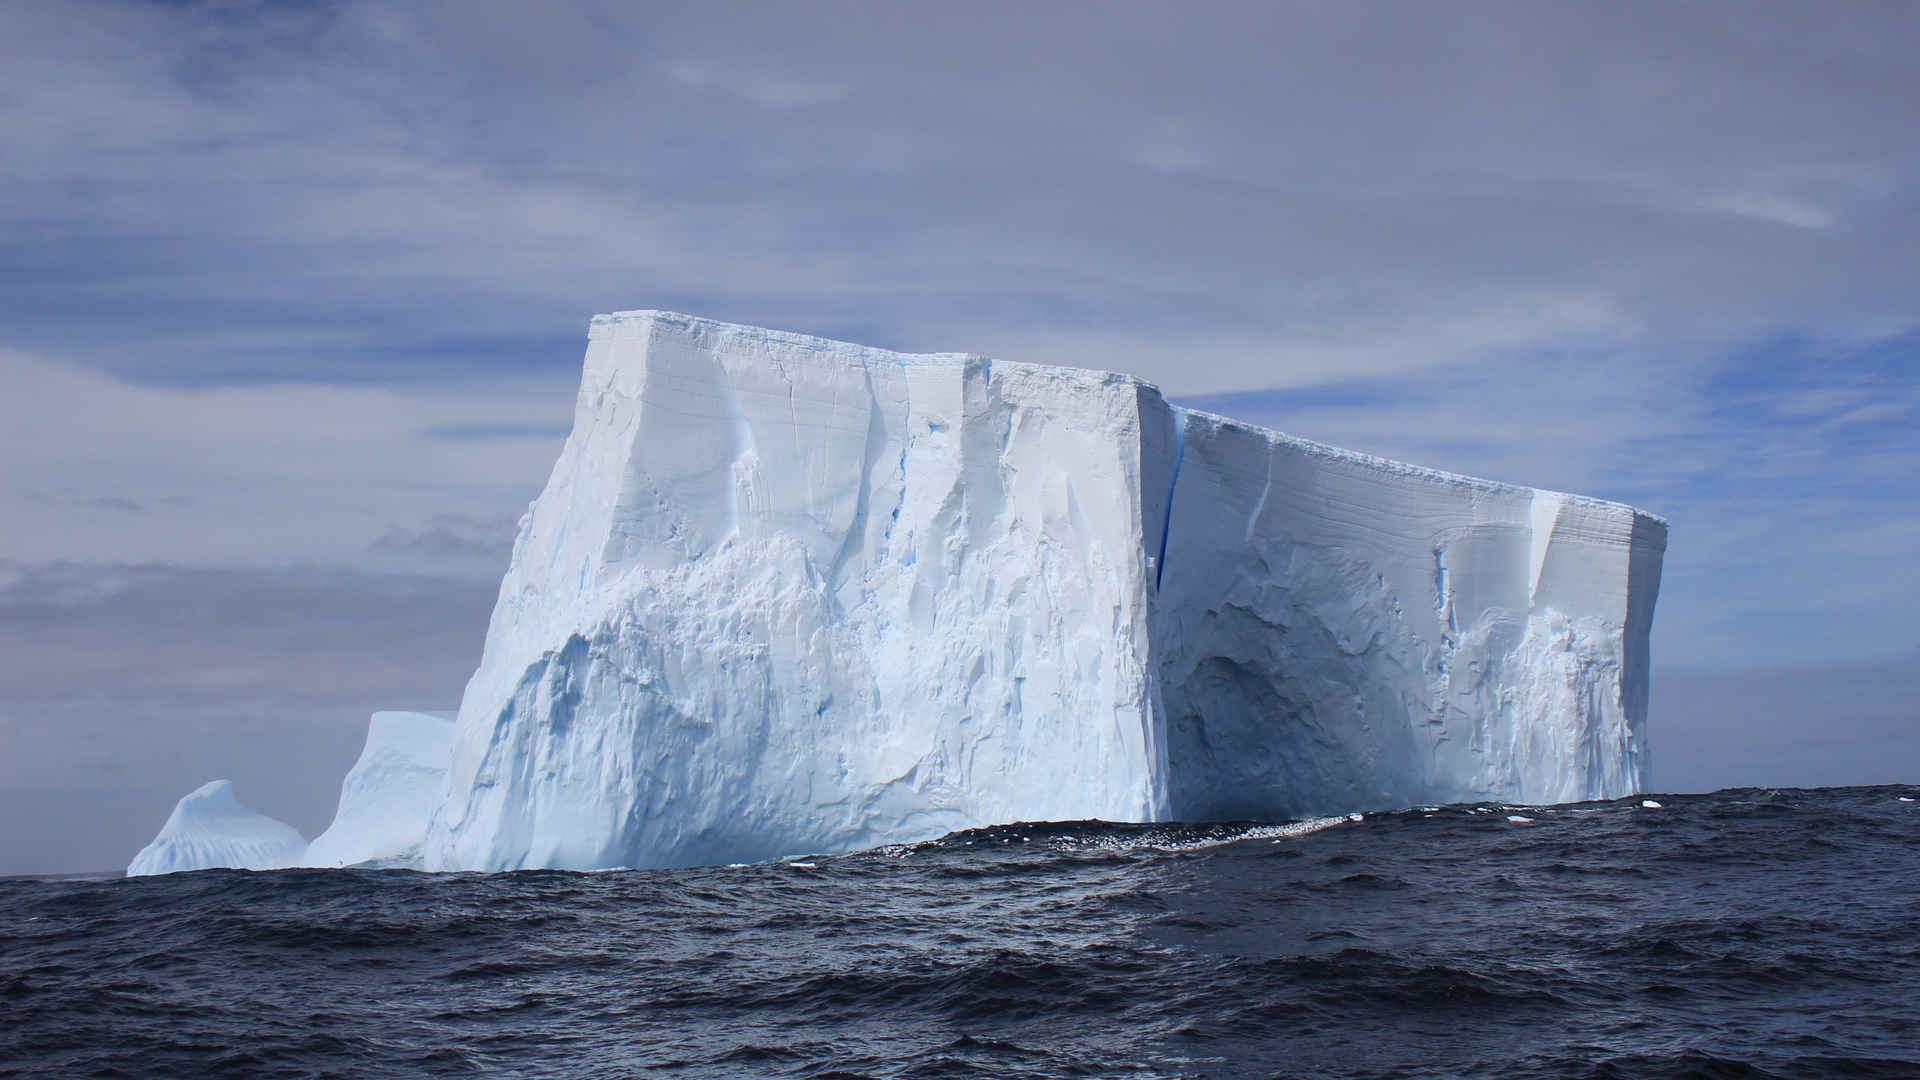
(3, 1), (1915, 393)
(0, 346), (568, 568)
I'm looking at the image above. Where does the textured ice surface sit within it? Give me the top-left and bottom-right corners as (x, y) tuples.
(1152, 417), (1665, 818)
(304, 711), (456, 868)
(418, 311), (1667, 871)
(127, 780), (307, 876)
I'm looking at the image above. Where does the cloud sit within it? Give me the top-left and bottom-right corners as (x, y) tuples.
(368, 511), (519, 573)
(0, 346), (566, 569)
(661, 60), (856, 110)
(2, 1), (1915, 395)
(426, 423), (574, 442)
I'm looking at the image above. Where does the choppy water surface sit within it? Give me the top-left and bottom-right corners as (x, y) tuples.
(4, 785), (1918, 1079)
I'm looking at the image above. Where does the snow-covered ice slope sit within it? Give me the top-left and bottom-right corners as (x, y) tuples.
(423, 312), (1667, 871)
(127, 780), (307, 876)
(305, 711), (456, 868)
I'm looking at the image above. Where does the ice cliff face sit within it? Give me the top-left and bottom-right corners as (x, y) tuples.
(422, 311), (1667, 871)
(1153, 419), (1665, 819)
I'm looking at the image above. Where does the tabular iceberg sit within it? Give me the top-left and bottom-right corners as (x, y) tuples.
(425, 311), (1665, 871)
(128, 311), (1667, 875)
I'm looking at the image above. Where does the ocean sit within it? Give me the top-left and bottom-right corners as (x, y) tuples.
(4, 785), (1917, 1079)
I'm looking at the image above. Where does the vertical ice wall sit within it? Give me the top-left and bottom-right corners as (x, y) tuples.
(427, 313), (1171, 870)
(419, 312), (1667, 871)
(1147, 412), (1666, 819)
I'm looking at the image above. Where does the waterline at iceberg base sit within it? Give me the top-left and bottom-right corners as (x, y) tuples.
(129, 312), (1667, 875)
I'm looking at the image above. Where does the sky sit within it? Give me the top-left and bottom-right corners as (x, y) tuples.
(2, 0), (1916, 874)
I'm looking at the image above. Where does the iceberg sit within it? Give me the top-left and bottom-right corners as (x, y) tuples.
(126, 780), (307, 876)
(424, 311), (1666, 870)
(127, 312), (1667, 875)
(127, 712), (453, 875)
(304, 711), (456, 868)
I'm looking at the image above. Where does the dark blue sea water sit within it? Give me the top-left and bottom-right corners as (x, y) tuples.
(4, 785), (1918, 1079)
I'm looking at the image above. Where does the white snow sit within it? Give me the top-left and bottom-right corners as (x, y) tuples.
(126, 780), (306, 876)
(304, 711), (456, 868)
(127, 311), (1668, 875)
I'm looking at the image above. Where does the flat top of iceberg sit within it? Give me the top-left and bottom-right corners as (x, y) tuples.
(1182, 405), (1670, 532)
(591, 310), (1667, 530)
(593, 308), (988, 365)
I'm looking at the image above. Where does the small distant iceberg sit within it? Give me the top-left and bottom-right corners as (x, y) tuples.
(127, 711), (454, 876)
(127, 780), (307, 876)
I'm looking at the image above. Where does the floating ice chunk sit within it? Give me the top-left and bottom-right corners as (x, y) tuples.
(126, 780), (306, 876)
(1641, 799), (1663, 809)
(305, 712), (456, 868)
(1506, 815), (1534, 823)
